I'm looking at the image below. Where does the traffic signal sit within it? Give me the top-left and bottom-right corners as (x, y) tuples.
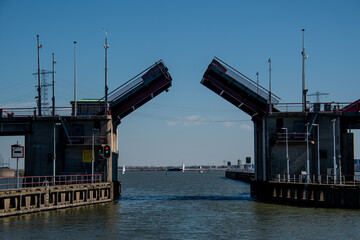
(104, 145), (111, 158)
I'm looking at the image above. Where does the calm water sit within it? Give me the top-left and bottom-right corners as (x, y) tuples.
(1, 171), (360, 239)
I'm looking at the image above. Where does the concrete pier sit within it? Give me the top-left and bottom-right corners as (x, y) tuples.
(0, 182), (118, 217)
(251, 181), (360, 208)
(225, 170), (254, 183)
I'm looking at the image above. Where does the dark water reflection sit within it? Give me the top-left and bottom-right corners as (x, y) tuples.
(1, 171), (360, 239)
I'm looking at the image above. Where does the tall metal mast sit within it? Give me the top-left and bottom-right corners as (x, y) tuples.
(52, 53), (56, 116)
(37, 35), (42, 116)
(74, 41), (77, 116)
(268, 58), (272, 113)
(302, 29), (308, 112)
(104, 30), (109, 115)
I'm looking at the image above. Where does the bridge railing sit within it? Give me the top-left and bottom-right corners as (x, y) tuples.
(0, 174), (103, 189)
(1, 101), (355, 117)
(273, 173), (360, 185)
(274, 102), (351, 113)
(0, 106), (110, 118)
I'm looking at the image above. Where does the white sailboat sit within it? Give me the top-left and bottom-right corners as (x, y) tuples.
(199, 165), (203, 173)
(182, 163), (185, 172)
(122, 165), (126, 174)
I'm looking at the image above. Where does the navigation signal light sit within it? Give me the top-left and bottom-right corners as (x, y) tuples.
(104, 145), (111, 158)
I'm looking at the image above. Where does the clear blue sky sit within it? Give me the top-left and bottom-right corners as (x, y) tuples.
(0, 0), (359, 168)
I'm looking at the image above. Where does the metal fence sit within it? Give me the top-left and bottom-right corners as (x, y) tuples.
(0, 174), (102, 189)
(0, 106), (109, 118)
(273, 173), (360, 185)
(274, 102), (350, 113)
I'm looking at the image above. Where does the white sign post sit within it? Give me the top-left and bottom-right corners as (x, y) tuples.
(11, 144), (24, 188)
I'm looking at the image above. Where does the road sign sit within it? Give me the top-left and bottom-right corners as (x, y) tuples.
(82, 150), (92, 163)
(11, 145), (24, 158)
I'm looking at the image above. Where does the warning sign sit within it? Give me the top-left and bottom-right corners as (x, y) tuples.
(11, 145), (24, 158)
(82, 150), (92, 163)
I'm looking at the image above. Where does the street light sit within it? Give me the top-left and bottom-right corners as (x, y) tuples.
(281, 127), (290, 182)
(53, 123), (61, 185)
(268, 58), (272, 113)
(306, 123), (310, 183)
(92, 128), (100, 182)
(312, 123), (320, 183)
(332, 119), (337, 184)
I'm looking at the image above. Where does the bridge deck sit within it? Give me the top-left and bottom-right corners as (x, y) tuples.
(201, 57), (280, 117)
(108, 60), (172, 123)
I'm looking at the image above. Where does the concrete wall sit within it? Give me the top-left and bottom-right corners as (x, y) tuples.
(0, 183), (113, 217)
(25, 116), (115, 182)
(251, 180), (360, 208)
(260, 112), (354, 181)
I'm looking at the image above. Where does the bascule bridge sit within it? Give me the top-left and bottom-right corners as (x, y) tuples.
(201, 57), (360, 207)
(0, 61), (172, 199)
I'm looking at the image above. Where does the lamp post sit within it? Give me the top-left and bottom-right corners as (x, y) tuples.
(306, 123), (310, 183)
(92, 128), (100, 182)
(282, 127), (290, 182)
(268, 58), (272, 113)
(53, 123), (61, 185)
(312, 123), (320, 183)
(332, 119), (337, 184)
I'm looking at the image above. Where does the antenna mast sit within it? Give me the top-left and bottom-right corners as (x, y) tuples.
(52, 53), (56, 116)
(74, 41), (77, 116)
(302, 29), (308, 112)
(104, 29), (109, 115)
(37, 35), (42, 116)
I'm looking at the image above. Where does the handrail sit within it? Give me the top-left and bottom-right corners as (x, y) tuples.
(273, 173), (360, 185)
(214, 56), (281, 100)
(101, 59), (164, 101)
(0, 174), (103, 189)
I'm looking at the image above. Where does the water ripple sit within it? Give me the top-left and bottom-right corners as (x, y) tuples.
(119, 194), (252, 202)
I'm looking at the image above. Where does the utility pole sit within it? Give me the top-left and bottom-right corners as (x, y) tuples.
(37, 35), (42, 116)
(104, 30), (109, 115)
(52, 53), (56, 116)
(302, 29), (308, 112)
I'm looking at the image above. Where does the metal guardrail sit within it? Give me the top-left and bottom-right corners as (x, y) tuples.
(274, 173), (360, 185)
(0, 106), (110, 118)
(0, 174), (103, 189)
(0, 101), (355, 118)
(274, 102), (351, 113)
(214, 56), (281, 102)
